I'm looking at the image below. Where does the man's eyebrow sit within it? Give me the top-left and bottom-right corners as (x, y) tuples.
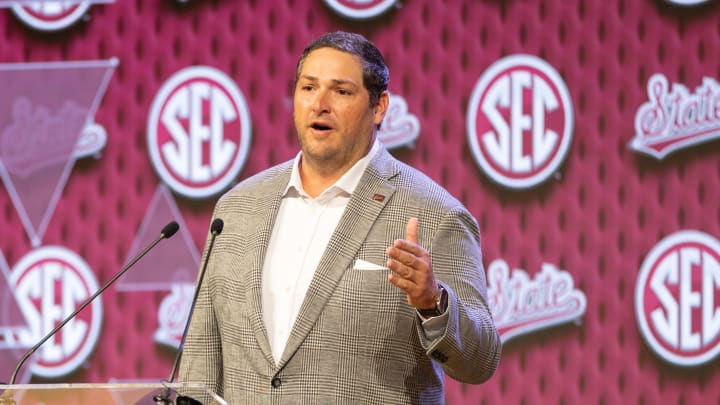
(299, 74), (319, 83)
(298, 75), (359, 87)
(331, 79), (359, 87)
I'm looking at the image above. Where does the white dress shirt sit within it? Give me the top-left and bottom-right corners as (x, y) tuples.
(262, 140), (380, 364)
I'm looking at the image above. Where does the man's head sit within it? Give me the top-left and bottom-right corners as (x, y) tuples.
(292, 32), (389, 180)
(294, 31), (389, 108)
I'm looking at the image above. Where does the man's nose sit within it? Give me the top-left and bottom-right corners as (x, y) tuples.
(311, 90), (330, 113)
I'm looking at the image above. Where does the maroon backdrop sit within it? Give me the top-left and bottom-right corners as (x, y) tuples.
(1, 0), (720, 403)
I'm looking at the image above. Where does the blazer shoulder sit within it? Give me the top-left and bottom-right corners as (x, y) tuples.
(386, 157), (464, 211)
(217, 160), (293, 205)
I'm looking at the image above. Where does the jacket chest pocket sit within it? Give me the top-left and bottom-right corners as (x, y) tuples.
(329, 263), (415, 336)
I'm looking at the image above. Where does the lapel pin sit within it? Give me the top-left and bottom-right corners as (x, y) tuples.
(372, 194), (385, 202)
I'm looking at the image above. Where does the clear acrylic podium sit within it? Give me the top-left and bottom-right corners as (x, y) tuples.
(0, 382), (227, 405)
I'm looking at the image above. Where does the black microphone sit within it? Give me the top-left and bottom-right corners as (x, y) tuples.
(6, 221), (180, 386)
(154, 218), (223, 405)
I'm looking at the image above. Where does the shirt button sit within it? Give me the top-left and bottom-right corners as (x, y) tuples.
(271, 377), (282, 388)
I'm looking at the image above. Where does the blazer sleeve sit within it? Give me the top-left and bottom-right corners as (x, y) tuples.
(415, 205), (502, 384)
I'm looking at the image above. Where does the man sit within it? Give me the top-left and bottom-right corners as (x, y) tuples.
(179, 31), (501, 404)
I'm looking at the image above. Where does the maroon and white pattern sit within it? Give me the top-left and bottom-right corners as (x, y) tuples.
(0, 1), (718, 403)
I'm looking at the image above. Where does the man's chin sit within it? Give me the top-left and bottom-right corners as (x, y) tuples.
(303, 150), (338, 165)
(301, 141), (337, 159)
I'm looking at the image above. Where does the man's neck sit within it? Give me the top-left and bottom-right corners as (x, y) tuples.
(298, 159), (351, 198)
(298, 139), (376, 198)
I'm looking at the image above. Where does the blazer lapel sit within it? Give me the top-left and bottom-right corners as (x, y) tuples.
(244, 165), (292, 366)
(278, 148), (399, 367)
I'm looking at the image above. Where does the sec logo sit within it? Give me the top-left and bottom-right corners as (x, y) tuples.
(635, 231), (720, 366)
(323, 0), (398, 19)
(11, 1), (91, 32)
(147, 66), (252, 199)
(467, 54), (574, 189)
(663, 0), (711, 5)
(10, 246), (102, 378)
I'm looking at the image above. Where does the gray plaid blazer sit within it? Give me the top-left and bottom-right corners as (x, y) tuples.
(179, 148), (501, 404)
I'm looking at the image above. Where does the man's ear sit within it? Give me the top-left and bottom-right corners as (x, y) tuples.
(374, 91), (390, 127)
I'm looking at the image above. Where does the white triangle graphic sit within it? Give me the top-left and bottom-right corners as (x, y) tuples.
(0, 59), (117, 246)
(116, 184), (200, 291)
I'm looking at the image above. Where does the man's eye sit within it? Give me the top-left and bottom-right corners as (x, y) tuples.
(337, 89), (351, 95)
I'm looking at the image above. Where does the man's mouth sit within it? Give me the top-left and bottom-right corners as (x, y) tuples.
(310, 122), (333, 131)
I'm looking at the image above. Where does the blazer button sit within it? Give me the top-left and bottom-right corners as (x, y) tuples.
(271, 377), (282, 388)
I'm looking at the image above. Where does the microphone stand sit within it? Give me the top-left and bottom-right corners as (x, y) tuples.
(154, 218), (223, 405)
(0, 222), (179, 405)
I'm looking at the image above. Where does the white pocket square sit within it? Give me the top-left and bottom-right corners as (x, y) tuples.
(353, 259), (387, 271)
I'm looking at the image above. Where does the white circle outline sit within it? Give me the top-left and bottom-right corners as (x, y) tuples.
(10, 246), (102, 378)
(664, 0), (710, 6)
(147, 66), (252, 199)
(466, 54), (574, 189)
(634, 230), (720, 367)
(323, 0), (397, 20)
(11, 2), (91, 32)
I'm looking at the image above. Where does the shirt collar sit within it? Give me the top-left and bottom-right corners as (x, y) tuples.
(285, 139), (381, 198)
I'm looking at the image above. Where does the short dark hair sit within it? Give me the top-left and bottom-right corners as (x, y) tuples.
(294, 31), (389, 107)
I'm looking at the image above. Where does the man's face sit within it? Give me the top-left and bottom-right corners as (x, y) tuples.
(293, 47), (387, 173)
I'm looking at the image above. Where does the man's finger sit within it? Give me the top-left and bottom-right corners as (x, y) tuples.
(387, 246), (416, 267)
(405, 217), (419, 244)
(387, 272), (416, 291)
(387, 258), (412, 279)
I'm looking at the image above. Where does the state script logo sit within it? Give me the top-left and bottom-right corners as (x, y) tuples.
(467, 54), (574, 189)
(631, 73), (720, 159)
(635, 230), (720, 367)
(487, 259), (586, 343)
(376, 92), (419, 150)
(147, 66), (252, 199)
(154, 283), (194, 347)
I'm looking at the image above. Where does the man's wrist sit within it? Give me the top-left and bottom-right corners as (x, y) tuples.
(417, 285), (448, 318)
